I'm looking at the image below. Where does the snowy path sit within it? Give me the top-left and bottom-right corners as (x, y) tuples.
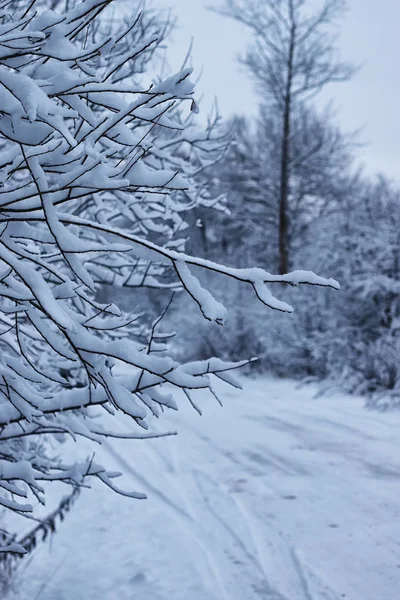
(13, 378), (400, 600)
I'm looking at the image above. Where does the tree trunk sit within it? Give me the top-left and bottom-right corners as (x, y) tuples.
(278, 18), (295, 275)
(278, 104), (290, 275)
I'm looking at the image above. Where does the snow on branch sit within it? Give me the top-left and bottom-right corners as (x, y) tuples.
(0, 0), (339, 553)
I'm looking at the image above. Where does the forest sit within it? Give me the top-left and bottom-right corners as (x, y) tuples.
(0, 1), (398, 598)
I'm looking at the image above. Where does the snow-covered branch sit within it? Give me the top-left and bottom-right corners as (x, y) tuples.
(0, 0), (338, 553)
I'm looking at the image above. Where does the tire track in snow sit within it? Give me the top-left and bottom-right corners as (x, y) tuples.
(103, 438), (232, 600)
(147, 439), (283, 598)
(147, 441), (277, 600)
(177, 420), (345, 600)
(150, 424), (293, 599)
(102, 383), (400, 600)
(103, 439), (193, 521)
(230, 485), (342, 600)
(232, 496), (313, 600)
(186, 439), (318, 600)
(288, 549), (340, 600)
(104, 433), (290, 600)
(190, 467), (288, 600)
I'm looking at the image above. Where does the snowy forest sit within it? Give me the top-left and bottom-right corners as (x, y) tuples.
(0, 0), (399, 599)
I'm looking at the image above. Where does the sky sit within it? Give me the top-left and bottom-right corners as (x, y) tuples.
(154, 0), (399, 182)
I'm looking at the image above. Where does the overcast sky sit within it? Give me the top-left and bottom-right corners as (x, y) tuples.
(155, 0), (399, 182)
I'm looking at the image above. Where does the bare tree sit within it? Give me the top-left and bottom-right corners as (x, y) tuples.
(216, 0), (354, 273)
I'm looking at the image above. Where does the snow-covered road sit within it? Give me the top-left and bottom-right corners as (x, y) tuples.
(14, 378), (400, 600)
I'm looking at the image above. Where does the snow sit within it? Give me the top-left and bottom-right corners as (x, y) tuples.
(0, 543), (27, 555)
(253, 281), (294, 313)
(10, 376), (400, 600)
(175, 261), (228, 323)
